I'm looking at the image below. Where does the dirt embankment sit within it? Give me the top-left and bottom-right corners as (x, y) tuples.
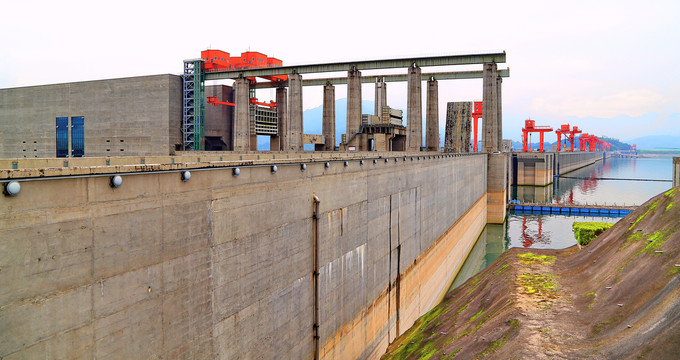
(382, 187), (680, 359)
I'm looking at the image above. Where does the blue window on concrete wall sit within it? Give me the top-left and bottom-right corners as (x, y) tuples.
(56, 117), (69, 157)
(71, 116), (84, 157)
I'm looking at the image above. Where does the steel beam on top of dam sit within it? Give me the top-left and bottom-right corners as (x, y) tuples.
(250, 69), (510, 89)
(204, 52), (506, 80)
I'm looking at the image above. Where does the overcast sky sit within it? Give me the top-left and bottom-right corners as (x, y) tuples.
(2, 0), (678, 142)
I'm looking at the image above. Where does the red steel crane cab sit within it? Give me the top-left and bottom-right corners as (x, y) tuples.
(522, 119), (553, 152)
(200, 49), (287, 82)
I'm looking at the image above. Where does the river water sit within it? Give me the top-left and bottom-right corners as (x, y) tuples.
(450, 156), (675, 289)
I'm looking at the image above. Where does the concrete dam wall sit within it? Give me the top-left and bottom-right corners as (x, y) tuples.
(513, 151), (603, 186)
(0, 153), (488, 359)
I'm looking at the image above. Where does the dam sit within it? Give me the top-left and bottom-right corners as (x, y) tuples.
(0, 151), (604, 359)
(0, 49), (608, 359)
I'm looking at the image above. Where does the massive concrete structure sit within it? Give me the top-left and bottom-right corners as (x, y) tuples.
(0, 75), (182, 158)
(406, 67), (422, 151)
(1, 152), (488, 359)
(426, 79), (440, 152)
(444, 102), (472, 153)
(512, 151), (603, 186)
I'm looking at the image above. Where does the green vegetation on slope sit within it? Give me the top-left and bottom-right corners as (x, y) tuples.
(573, 222), (614, 246)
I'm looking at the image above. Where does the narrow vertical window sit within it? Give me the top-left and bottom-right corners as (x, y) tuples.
(56, 117), (69, 157)
(71, 116), (84, 157)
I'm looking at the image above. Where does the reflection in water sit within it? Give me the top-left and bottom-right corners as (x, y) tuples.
(513, 157), (673, 206)
(520, 216), (545, 248)
(449, 223), (507, 290)
(451, 157), (674, 290)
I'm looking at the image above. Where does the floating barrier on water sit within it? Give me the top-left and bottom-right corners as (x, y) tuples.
(509, 202), (636, 217)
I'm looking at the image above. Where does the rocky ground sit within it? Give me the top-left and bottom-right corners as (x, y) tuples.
(382, 187), (680, 359)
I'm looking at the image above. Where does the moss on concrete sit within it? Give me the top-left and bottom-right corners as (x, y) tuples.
(573, 222), (614, 246)
(516, 253), (555, 265)
(628, 199), (660, 231)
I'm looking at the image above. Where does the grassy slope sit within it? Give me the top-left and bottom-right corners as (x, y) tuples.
(382, 187), (680, 359)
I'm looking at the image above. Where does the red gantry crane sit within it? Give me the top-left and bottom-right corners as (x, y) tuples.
(555, 124), (571, 151)
(522, 118), (553, 152)
(567, 126), (582, 152)
(201, 49), (285, 109)
(472, 101), (483, 152)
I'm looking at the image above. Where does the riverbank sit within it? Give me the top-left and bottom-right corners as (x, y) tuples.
(382, 186), (680, 359)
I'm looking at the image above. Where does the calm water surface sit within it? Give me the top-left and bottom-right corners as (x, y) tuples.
(451, 156), (674, 289)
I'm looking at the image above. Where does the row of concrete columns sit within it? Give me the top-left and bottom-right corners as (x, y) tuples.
(233, 63), (500, 153)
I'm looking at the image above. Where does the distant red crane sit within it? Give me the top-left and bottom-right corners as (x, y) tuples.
(580, 134), (599, 152)
(207, 95), (277, 109)
(472, 101), (483, 152)
(555, 124), (571, 151)
(522, 119), (553, 152)
(567, 126), (582, 152)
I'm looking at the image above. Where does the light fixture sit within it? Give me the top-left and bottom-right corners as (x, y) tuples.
(110, 175), (122, 188)
(233, 168), (240, 176)
(271, 165), (278, 173)
(4, 181), (20, 196)
(301, 163), (306, 171)
(181, 171), (191, 182)
(325, 162), (330, 168)
(344, 161), (349, 167)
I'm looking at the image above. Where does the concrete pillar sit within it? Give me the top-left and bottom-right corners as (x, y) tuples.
(287, 73), (303, 151)
(406, 66), (422, 151)
(487, 153), (508, 224)
(249, 106), (258, 151)
(482, 63), (498, 152)
(496, 76), (503, 152)
(346, 69), (362, 145)
(323, 84), (336, 151)
(374, 79), (387, 116)
(233, 78), (250, 152)
(272, 86), (287, 151)
(426, 79), (439, 152)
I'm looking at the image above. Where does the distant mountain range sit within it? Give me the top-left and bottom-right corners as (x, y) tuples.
(624, 135), (680, 150)
(257, 101), (679, 151)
